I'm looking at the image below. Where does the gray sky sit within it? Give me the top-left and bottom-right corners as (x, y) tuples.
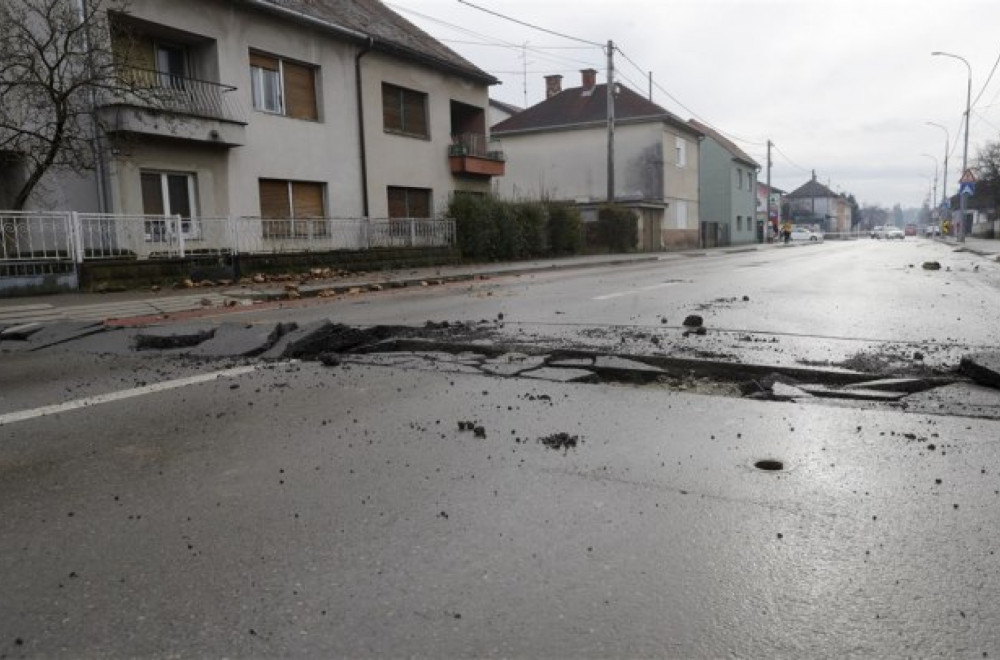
(388, 0), (1000, 209)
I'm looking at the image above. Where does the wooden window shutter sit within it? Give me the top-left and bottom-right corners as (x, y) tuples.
(402, 89), (427, 136)
(283, 61), (317, 120)
(259, 179), (291, 238)
(291, 182), (324, 218)
(292, 181), (325, 237)
(387, 187), (407, 218)
(382, 84), (402, 132)
(409, 189), (431, 218)
(249, 52), (279, 71)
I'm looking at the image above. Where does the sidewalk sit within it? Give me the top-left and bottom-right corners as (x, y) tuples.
(0, 242), (786, 328)
(935, 235), (1000, 256)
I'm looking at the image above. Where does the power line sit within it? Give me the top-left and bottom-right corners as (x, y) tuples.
(972, 47), (1000, 109)
(772, 143), (810, 174)
(456, 0), (604, 48)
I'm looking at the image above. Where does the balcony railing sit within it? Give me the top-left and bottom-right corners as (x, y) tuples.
(449, 133), (505, 161)
(449, 133), (505, 177)
(103, 66), (247, 124)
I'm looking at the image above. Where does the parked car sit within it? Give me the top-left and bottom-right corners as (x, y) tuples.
(870, 225), (883, 238)
(905, 224), (917, 236)
(924, 225), (941, 236)
(884, 226), (904, 239)
(790, 227), (823, 242)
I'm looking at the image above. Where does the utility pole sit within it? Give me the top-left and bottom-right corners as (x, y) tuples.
(648, 71), (652, 101)
(765, 140), (773, 243)
(606, 40), (615, 203)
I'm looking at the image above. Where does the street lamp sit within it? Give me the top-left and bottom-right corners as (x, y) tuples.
(931, 51), (971, 243)
(921, 153), (938, 212)
(925, 121), (950, 213)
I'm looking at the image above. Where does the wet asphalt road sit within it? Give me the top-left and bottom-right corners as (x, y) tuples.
(2, 238), (1000, 657)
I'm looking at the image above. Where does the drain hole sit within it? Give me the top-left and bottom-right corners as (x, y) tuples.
(755, 459), (784, 471)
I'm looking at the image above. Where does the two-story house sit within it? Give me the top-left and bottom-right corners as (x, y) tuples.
(491, 70), (703, 251)
(15, 0), (503, 237)
(785, 173), (850, 234)
(688, 120), (759, 247)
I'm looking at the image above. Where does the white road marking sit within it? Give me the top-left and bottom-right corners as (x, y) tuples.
(593, 282), (681, 301)
(0, 365), (259, 427)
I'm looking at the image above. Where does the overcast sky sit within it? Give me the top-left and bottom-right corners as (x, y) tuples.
(388, 0), (1000, 209)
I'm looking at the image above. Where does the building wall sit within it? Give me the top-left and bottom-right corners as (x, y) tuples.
(661, 127), (699, 249)
(22, 0), (494, 219)
(361, 51), (492, 217)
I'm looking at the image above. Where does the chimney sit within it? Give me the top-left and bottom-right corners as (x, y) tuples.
(580, 68), (598, 89)
(544, 74), (563, 99)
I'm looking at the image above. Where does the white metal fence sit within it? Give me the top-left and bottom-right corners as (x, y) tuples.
(2, 211), (455, 266)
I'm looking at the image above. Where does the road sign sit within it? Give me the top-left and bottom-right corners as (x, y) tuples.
(960, 181), (975, 196)
(940, 199), (951, 210)
(959, 169), (977, 184)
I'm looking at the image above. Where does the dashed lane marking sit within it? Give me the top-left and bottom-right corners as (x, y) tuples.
(592, 282), (682, 301)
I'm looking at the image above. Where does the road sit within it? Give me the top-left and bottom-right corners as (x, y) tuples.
(2, 238), (1000, 657)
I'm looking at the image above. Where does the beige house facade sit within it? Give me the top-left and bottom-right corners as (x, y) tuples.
(17, 0), (502, 228)
(492, 71), (702, 251)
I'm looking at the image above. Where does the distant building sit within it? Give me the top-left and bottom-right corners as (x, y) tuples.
(756, 182), (785, 236)
(489, 98), (523, 127)
(785, 173), (850, 234)
(492, 69), (703, 251)
(688, 119), (759, 246)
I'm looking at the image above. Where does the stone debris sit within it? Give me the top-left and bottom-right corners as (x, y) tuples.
(959, 352), (1000, 390)
(682, 314), (704, 327)
(922, 261), (941, 270)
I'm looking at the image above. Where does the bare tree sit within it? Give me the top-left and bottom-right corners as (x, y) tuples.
(0, 0), (137, 210)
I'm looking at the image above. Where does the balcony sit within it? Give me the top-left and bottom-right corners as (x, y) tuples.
(448, 134), (505, 178)
(98, 67), (248, 146)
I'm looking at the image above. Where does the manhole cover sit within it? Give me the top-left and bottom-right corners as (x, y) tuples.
(754, 459), (784, 471)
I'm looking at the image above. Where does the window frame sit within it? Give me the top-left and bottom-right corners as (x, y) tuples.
(258, 178), (328, 239)
(249, 50), (318, 121)
(382, 82), (430, 139)
(139, 170), (199, 241)
(675, 136), (687, 168)
(387, 186), (432, 219)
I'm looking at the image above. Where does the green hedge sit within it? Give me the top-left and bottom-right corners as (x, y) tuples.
(449, 196), (582, 260)
(596, 204), (638, 252)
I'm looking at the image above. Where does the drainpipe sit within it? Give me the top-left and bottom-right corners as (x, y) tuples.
(356, 37), (373, 218)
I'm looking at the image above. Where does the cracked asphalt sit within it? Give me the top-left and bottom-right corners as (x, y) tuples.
(3, 238), (1000, 657)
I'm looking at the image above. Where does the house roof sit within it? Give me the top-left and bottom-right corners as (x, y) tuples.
(491, 82), (698, 136)
(786, 177), (839, 200)
(245, 0), (497, 85)
(688, 119), (759, 169)
(489, 98), (523, 116)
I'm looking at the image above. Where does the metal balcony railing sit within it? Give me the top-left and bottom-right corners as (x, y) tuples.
(104, 66), (247, 124)
(449, 133), (505, 161)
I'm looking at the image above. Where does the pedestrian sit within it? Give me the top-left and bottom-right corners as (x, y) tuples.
(781, 221), (792, 244)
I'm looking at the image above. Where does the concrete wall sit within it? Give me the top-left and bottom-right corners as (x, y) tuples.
(21, 0), (494, 220)
(361, 51), (492, 217)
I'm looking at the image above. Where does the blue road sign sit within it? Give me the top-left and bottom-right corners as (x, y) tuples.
(960, 181), (975, 196)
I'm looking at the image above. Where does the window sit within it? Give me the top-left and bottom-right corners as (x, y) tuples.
(259, 179), (327, 238)
(140, 171), (197, 241)
(737, 168), (744, 190)
(387, 187), (431, 218)
(249, 51), (318, 120)
(156, 44), (187, 89)
(737, 216), (743, 231)
(383, 83), (429, 138)
(675, 137), (687, 167)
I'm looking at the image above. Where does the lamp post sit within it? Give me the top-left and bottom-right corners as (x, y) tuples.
(921, 153), (938, 216)
(925, 121), (950, 215)
(931, 51), (971, 243)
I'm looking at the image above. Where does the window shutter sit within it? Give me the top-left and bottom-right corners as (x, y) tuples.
(387, 187), (407, 218)
(283, 61), (317, 120)
(402, 89), (427, 136)
(291, 182), (324, 218)
(382, 84), (402, 132)
(249, 52), (279, 71)
(409, 189), (431, 218)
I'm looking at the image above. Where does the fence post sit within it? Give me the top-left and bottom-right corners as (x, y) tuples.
(363, 217), (370, 250)
(409, 218), (416, 247)
(174, 214), (185, 258)
(69, 211), (85, 264)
